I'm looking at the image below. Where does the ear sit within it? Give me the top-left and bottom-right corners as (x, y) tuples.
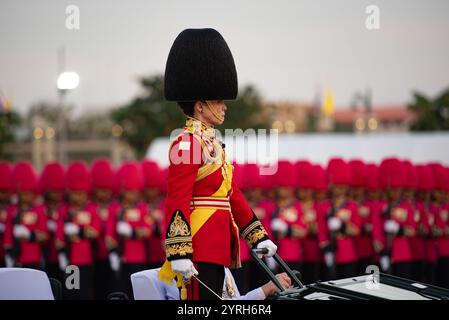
(194, 101), (204, 114)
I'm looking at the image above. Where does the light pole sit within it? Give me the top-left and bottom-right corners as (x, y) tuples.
(56, 71), (79, 164)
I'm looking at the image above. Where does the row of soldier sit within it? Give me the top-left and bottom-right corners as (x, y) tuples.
(0, 158), (448, 299)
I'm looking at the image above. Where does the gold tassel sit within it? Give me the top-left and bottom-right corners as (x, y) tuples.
(181, 282), (187, 300)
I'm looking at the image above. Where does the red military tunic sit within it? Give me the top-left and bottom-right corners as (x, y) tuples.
(163, 118), (269, 268)
(354, 200), (375, 259)
(372, 200), (416, 263)
(412, 201), (431, 262)
(56, 202), (100, 266)
(431, 203), (449, 259)
(301, 201), (322, 263)
(106, 201), (152, 264)
(273, 201), (306, 262)
(43, 204), (62, 264)
(4, 204), (48, 265)
(317, 200), (361, 264)
(91, 201), (115, 260)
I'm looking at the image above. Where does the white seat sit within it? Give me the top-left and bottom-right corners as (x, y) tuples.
(131, 268), (179, 300)
(0, 268), (55, 300)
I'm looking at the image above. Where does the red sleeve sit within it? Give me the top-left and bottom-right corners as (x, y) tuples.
(55, 206), (67, 249)
(105, 203), (119, 249)
(35, 206), (49, 242)
(164, 133), (200, 261)
(138, 202), (152, 239)
(317, 201), (330, 249)
(347, 202), (361, 237)
(371, 201), (386, 253)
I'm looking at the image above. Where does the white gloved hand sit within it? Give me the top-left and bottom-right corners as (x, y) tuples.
(109, 252), (121, 272)
(380, 255), (391, 272)
(64, 222), (80, 236)
(13, 224), (31, 239)
(116, 221), (133, 237)
(47, 220), (57, 233)
(265, 256), (277, 271)
(324, 251), (335, 268)
(328, 217), (343, 231)
(0, 222), (5, 233)
(256, 239), (278, 258)
(58, 253), (69, 271)
(271, 218), (288, 234)
(5, 254), (15, 268)
(170, 259), (198, 280)
(384, 220), (400, 234)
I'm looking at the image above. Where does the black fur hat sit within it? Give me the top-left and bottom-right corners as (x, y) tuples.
(164, 28), (238, 102)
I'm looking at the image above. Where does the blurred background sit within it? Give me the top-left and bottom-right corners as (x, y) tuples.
(1, 0), (449, 168)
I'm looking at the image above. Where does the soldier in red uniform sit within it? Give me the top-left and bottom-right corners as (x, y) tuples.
(90, 159), (116, 299)
(141, 160), (166, 269)
(415, 164), (436, 284)
(401, 160), (425, 282)
(106, 162), (152, 299)
(39, 161), (66, 281)
(4, 162), (48, 270)
(429, 163), (449, 288)
(56, 161), (100, 300)
(348, 160), (375, 276)
(0, 162), (13, 267)
(317, 158), (361, 280)
(159, 28), (277, 300)
(270, 161), (306, 275)
(373, 158), (416, 279)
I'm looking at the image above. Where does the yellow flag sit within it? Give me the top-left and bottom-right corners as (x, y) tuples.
(322, 88), (335, 117)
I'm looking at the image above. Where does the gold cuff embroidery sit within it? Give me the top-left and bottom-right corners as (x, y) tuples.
(165, 242), (193, 259)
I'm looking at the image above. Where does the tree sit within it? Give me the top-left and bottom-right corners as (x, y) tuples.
(0, 109), (21, 159)
(111, 75), (270, 158)
(409, 87), (449, 131)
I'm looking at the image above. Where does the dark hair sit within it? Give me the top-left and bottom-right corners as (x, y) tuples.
(177, 101), (196, 117)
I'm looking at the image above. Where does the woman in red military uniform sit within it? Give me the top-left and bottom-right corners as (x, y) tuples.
(295, 160), (321, 284)
(373, 158), (416, 279)
(56, 161), (100, 300)
(270, 161), (306, 275)
(4, 162), (48, 270)
(0, 162), (13, 267)
(317, 158), (361, 280)
(159, 28), (277, 300)
(106, 162), (152, 299)
(90, 159), (116, 299)
(141, 160), (166, 269)
(39, 161), (66, 281)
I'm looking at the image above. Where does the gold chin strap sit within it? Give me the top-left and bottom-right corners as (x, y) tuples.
(205, 100), (224, 123)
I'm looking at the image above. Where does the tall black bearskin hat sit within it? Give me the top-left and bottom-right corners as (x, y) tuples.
(164, 28), (238, 102)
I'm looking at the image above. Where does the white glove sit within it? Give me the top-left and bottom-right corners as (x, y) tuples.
(58, 253), (69, 271)
(5, 254), (15, 268)
(116, 221), (133, 237)
(13, 224), (31, 239)
(64, 222), (80, 236)
(109, 252), (121, 272)
(0, 222), (5, 233)
(328, 217), (342, 231)
(271, 218), (288, 234)
(265, 256), (277, 271)
(380, 255), (391, 272)
(170, 259), (198, 280)
(384, 220), (400, 234)
(324, 251), (335, 268)
(47, 220), (57, 232)
(256, 239), (278, 258)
